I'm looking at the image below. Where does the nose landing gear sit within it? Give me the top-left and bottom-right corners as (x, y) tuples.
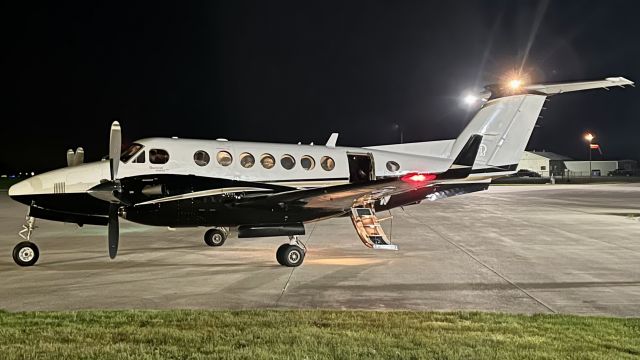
(13, 216), (39, 267)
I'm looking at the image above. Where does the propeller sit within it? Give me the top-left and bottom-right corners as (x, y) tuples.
(66, 147), (85, 167)
(74, 147), (84, 166)
(108, 203), (119, 259)
(66, 149), (74, 167)
(109, 122), (122, 180)
(86, 121), (124, 259)
(107, 121), (122, 259)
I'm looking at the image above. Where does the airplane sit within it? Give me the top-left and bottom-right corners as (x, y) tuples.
(8, 76), (633, 267)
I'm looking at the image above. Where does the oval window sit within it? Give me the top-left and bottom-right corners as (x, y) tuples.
(301, 155), (315, 170)
(149, 149), (170, 164)
(280, 154), (296, 170)
(216, 151), (233, 166)
(240, 152), (255, 168)
(260, 153), (275, 169)
(320, 156), (335, 171)
(194, 150), (210, 166)
(386, 161), (400, 172)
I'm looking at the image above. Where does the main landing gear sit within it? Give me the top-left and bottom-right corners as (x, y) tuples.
(13, 216), (39, 267)
(276, 235), (306, 267)
(204, 227), (229, 247)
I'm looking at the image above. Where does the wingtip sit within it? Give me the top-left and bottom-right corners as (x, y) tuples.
(605, 76), (634, 85)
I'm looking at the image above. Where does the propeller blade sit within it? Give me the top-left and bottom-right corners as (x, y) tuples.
(109, 121), (122, 180)
(73, 147), (84, 166)
(108, 203), (119, 259)
(66, 149), (74, 167)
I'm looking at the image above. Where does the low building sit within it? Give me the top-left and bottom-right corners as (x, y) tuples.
(517, 151), (638, 177)
(516, 151), (571, 177)
(564, 160), (636, 177)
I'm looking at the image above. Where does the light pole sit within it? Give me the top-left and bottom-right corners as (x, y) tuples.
(584, 132), (594, 180)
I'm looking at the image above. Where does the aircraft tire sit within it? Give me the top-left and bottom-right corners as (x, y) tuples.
(280, 245), (305, 267)
(13, 241), (39, 267)
(276, 244), (289, 265)
(204, 229), (226, 247)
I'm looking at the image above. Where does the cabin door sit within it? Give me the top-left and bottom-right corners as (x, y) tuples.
(347, 152), (375, 183)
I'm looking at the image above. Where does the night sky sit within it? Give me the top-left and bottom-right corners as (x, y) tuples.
(3, 0), (640, 173)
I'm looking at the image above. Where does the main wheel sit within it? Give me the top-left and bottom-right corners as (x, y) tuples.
(13, 241), (39, 267)
(276, 244), (289, 265)
(280, 245), (305, 267)
(204, 229), (227, 247)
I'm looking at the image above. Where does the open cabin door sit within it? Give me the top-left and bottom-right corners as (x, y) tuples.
(347, 152), (375, 183)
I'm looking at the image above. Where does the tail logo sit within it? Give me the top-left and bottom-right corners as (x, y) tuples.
(478, 144), (488, 158)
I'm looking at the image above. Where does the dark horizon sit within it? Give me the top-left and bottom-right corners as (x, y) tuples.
(2, 0), (639, 173)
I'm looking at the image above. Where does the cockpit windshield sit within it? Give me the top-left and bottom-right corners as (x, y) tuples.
(120, 143), (144, 163)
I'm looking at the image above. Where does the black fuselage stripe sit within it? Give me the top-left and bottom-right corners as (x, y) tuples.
(266, 177), (349, 183)
(470, 164), (518, 174)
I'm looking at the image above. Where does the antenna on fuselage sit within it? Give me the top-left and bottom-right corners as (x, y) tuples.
(325, 133), (339, 148)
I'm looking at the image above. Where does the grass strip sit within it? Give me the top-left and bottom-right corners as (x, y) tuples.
(0, 310), (638, 359)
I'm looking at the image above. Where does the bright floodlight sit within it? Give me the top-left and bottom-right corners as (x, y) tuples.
(584, 133), (594, 142)
(508, 79), (522, 89)
(463, 94), (478, 105)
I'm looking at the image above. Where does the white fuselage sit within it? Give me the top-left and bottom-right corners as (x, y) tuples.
(10, 137), (455, 197)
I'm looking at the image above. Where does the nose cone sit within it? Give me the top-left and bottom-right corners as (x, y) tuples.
(8, 177), (40, 205)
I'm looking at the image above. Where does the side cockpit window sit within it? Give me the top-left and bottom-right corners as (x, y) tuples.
(132, 151), (146, 163)
(120, 143), (143, 163)
(149, 149), (170, 164)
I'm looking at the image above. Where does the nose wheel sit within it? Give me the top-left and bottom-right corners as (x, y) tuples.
(276, 236), (306, 267)
(13, 241), (40, 267)
(13, 215), (40, 267)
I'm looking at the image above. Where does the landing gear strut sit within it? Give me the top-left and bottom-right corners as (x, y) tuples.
(276, 235), (306, 267)
(204, 227), (229, 247)
(13, 216), (39, 267)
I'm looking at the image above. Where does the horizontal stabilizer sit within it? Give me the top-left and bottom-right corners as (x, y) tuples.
(523, 77), (633, 95)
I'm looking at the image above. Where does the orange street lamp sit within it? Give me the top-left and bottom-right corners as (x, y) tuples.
(584, 133), (595, 179)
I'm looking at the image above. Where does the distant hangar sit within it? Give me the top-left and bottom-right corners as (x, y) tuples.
(517, 151), (638, 177)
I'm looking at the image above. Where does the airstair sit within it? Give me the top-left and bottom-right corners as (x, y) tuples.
(350, 207), (398, 250)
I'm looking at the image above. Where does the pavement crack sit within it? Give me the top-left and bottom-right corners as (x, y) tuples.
(423, 222), (557, 314)
(275, 222), (317, 307)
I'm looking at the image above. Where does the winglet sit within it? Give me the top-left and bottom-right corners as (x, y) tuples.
(326, 133), (339, 148)
(438, 134), (483, 180)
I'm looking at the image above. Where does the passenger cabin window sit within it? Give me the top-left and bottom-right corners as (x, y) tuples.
(386, 161), (400, 172)
(281, 154), (296, 170)
(132, 151), (146, 163)
(217, 151), (233, 166)
(120, 143), (143, 163)
(194, 150), (210, 166)
(320, 156), (335, 171)
(301, 155), (315, 170)
(240, 152), (255, 168)
(149, 149), (170, 164)
(260, 153), (275, 169)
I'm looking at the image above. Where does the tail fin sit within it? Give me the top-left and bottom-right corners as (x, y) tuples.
(438, 134), (483, 179)
(454, 77), (633, 175)
(369, 77), (633, 176)
(452, 93), (546, 175)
